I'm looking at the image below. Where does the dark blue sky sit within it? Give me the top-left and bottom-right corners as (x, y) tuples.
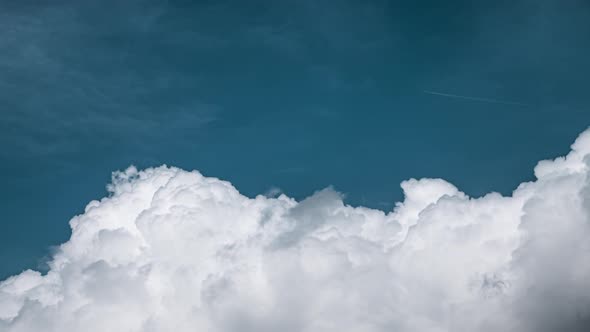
(1, 0), (590, 278)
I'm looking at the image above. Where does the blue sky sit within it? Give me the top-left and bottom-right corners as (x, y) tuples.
(1, 0), (590, 279)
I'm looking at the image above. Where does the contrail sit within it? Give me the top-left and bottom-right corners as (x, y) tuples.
(423, 90), (530, 107)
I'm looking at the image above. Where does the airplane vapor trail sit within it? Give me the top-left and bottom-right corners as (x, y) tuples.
(423, 90), (530, 107)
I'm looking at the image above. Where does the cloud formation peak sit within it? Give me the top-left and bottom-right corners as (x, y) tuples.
(2, 130), (590, 331)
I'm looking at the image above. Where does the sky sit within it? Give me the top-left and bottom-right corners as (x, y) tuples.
(1, 0), (590, 317)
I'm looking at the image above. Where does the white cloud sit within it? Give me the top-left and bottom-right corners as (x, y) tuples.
(2, 130), (590, 331)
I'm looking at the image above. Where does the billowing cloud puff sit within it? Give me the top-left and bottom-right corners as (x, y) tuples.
(2, 131), (590, 332)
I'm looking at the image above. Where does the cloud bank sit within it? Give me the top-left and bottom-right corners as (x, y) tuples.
(2, 130), (590, 332)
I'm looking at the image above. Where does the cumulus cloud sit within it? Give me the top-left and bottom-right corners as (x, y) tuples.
(2, 130), (590, 332)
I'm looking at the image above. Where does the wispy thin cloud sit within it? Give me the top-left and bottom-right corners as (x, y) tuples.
(423, 90), (530, 107)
